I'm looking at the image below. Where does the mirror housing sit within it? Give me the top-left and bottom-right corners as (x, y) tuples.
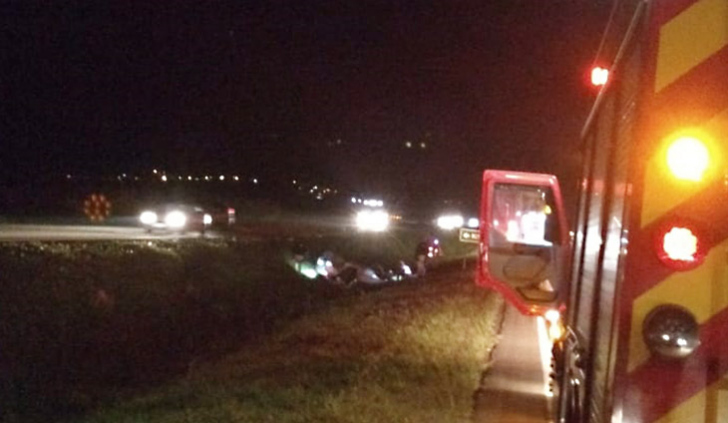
(476, 170), (569, 316)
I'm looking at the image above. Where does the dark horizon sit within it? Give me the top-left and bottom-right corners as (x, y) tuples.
(2, 1), (611, 205)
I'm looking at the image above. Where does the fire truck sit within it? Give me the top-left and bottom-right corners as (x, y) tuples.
(477, 0), (728, 422)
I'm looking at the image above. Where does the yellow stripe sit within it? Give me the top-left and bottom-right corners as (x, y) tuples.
(655, 0), (728, 93)
(627, 238), (728, 372)
(655, 378), (728, 423)
(655, 387), (707, 423)
(641, 107), (728, 228)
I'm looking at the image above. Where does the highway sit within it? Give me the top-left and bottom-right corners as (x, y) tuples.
(0, 224), (214, 241)
(474, 302), (554, 422)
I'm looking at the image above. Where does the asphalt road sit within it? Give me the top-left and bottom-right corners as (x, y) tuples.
(0, 224), (215, 241)
(474, 302), (553, 423)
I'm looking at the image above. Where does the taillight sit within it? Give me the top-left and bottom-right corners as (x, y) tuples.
(655, 221), (706, 270)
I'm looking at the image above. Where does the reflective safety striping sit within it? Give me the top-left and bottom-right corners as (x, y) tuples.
(655, 387), (708, 423)
(627, 237), (728, 372)
(625, 306), (728, 422)
(653, 379), (728, 423)
(655, 0), (728, 93)
(640, 106), (728, 228)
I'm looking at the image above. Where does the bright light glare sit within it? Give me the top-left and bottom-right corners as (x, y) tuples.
(667, 137), (710, 181)
(506, 220), (520, 241)
(663, 227), (698, 261)
(549, 323), (564, 342)
(165, 210), (187, 229)
(139, 211), (158, 225)
(203, 213), (213, 225)
(437, 214), (464, 230)
(467, 217), (480, 228)
(591, 66), (609, 86)
(356, 210), (390, 232)
(545, 309), (560, 324)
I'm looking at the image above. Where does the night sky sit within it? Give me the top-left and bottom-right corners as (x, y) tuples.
(2, 1), (611, 205)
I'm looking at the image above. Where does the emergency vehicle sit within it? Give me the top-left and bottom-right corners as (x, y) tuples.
(477, 0), (728, 422)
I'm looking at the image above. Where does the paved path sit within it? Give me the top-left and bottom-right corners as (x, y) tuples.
(473, 302), (553, 422)
(0, 224), (214, 241)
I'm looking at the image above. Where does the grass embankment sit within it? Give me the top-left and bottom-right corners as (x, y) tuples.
(0, 232), (499, 423)
(0, 239), (329, 422)
(79, 264), (503, 423)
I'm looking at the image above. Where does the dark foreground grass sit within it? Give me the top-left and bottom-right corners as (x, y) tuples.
(0, 239), (334, 422)
(78, 264), (503, 423)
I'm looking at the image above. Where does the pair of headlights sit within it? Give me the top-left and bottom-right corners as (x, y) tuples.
(139, 210), (212, 229)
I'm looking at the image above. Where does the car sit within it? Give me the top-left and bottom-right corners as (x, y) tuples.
(138, 204), (213, 234)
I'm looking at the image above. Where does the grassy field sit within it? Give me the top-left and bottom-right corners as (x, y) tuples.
(77, 263), (503, 423)
(0, 230), (499, 423)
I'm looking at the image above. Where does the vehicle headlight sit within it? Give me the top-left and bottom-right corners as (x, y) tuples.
(355, 209), (390, 232)
(437, 214), (464, 230)
(139, 211), (158, 225)
(203, 213), (213, 225)
(164, 210), (187, 229)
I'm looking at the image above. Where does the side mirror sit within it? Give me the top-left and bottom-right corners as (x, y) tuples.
(477, 170), (569, 315)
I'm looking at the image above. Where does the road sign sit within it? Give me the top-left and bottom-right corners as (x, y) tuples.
(459, 228), (480, 243)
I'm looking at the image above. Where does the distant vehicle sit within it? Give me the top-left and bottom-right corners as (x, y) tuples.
(205, 203), (236, 227)
(138, 204), (213, 234)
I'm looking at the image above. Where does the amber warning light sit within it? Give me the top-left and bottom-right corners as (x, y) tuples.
(666, 136), (710, 182)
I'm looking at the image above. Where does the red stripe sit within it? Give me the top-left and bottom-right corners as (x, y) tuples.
(625, 180), (728, 300)
(624, 306), (728, 422)
(651, 46), (728, 132)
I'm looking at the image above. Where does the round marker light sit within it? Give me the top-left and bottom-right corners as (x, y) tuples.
(655, 221), (706, 271)
(666, 136), (710, 182)
(662, 227), (697, 261)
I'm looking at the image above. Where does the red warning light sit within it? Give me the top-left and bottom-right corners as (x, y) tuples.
(591, 66), (609, 87)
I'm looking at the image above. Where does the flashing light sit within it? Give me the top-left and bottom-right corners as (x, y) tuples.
(666, 136), (710, 182)
(655, 222), (706, 270)
(662, 227), (698, 261)
(591, 66), (609, 86)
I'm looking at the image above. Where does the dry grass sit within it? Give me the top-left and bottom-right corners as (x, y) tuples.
(79, 264), (503, 423)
